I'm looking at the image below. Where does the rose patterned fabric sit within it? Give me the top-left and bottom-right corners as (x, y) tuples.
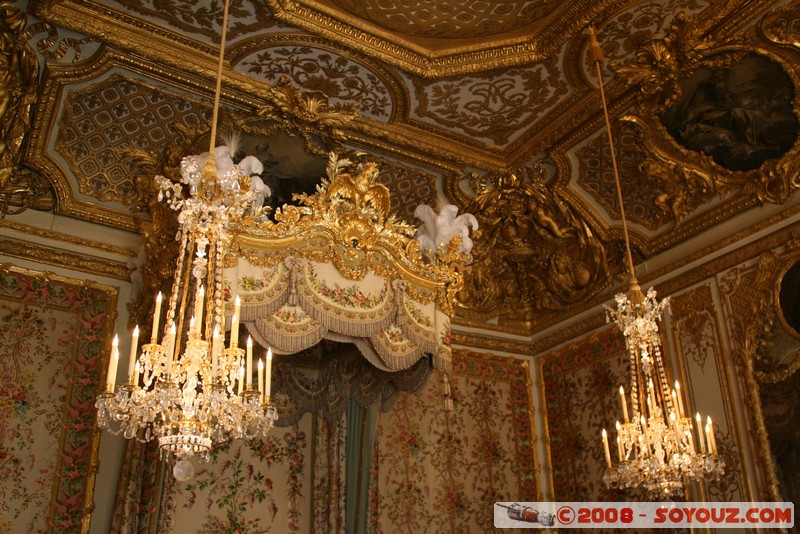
(0, 267), (114, 532)
(367, 351), (536, 533)
(540, 330), (630, 501)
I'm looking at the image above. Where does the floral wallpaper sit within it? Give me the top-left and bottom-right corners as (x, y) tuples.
(540, 330), (629, 501)
(368, 350), (537, 533)
(155, 421), (310, 534)
(0, 267), (115, 532)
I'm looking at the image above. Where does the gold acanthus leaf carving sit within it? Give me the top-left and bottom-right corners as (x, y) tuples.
(612, 11), (743, 111)
(235, 152), (464, 315)
(639, 154), (716, 225)
(243, 75), (357, 156)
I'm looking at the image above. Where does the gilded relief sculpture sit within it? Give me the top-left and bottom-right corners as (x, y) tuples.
(612, 11), (800, 223)
(457, 168), (608, 324)
(0, 3), (38, 197)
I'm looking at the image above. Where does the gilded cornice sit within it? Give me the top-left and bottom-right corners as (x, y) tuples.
(0, 219), (136, 258)
(0, 236), (130, 281)
(451, 331), (533, 357)
(517, 207), (800, 353)
(531, 311), (611, 356)
(264, 0), (627, 78)
(33, 0), (220, 65)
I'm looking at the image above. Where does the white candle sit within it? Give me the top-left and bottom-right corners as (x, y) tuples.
(696, 413), (706, 453)
(237, 365), (244, 395)
(246, 336), (253, 387)
(258, 358), (264, 402)
(106, 334), (119, 391)
(194, 285), (205, 333)
(619, 385), (629, 423)
(230, 296), (241, 348)
(616, 434), (623, 462)
(265, 348), (273, 400)
(134, 360), (140, 387)
(128, 325), (139, 379)
(602, 429), (612, 468)
(675, 381), (685, 418)
(151, 292), (162, 342)
(706, 416), (717, 457)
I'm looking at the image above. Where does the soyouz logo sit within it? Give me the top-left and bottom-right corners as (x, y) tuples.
(494, 502), (794, 529)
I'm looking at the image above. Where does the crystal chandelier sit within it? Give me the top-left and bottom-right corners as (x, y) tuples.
(588, 28), (724, 497)
(95, 0), (277, 479)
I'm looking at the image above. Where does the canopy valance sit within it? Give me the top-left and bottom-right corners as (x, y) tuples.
(226, 154), (468, 373)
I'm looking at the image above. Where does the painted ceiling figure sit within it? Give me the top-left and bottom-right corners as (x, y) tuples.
(458, 169), (608, 323)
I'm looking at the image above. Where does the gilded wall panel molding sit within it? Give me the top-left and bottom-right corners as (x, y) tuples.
(670, 283), (746, 501)
(451, 331), (533, 357)
(0, 218), (135, 258)
(671, 284), (716, 370)
(0, 235), (130, 280)
(718, 251), (784, 501)
(539, 328), (630, 500)
(452, 348), (540, 500)
(0, 264), (118, 533)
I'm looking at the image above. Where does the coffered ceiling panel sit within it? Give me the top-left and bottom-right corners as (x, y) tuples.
(14, 0), (800, 331)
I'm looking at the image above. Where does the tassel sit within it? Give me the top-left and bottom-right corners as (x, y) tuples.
(442, 374), (454, 412)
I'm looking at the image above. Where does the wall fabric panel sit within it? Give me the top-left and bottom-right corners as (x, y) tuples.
(0, 266), (117, 533)
(368, 350), (537, 533)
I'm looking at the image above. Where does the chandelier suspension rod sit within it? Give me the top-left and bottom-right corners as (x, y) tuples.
(208, 0), (231, 154)
(588, 28), (636, 281)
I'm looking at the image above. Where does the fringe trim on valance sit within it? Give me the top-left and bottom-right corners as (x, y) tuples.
(369, 331), (425, 371)
(431, 346), (452, 372)
(297, 283), (395, 338)
(256, 316), (327, 354)
(239, 296), (287, 323)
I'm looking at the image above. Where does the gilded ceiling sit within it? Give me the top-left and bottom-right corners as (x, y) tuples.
(2, 0), (800, 333)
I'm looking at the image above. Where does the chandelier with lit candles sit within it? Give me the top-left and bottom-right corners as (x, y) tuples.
(95, 0), (277, 479)
(588, 28), (724, 497)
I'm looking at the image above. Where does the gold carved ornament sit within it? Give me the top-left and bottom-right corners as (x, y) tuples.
(241, 75), (357, 158)
(0, 3), (38, 194)
(455, 167), (608, 325)
(0, 2), (97, 208)
(233, 152), (465, 316)
(611, 10), (800, 223)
